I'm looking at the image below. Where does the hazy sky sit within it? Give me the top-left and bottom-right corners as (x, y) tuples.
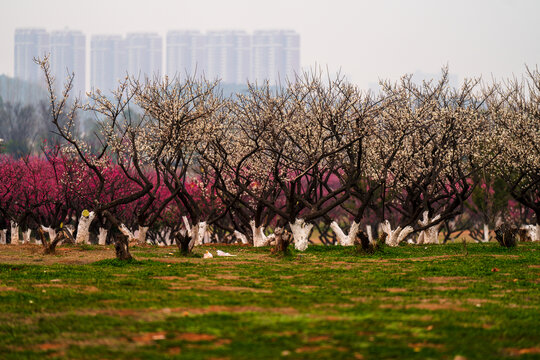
(1, 0), (539, 88)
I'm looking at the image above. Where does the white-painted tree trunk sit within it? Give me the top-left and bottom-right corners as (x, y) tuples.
(417, 211), (442, 244)
(381, 220), (414, 247)
(182, 216), (192, 237)
(203, 229), (211, 244)
(182, 216), (207, 247)
(519, 224), (540, 242)
(10, 221), (19, 245)
(330, 220), (359, 246)
(290, 218), (313, 251)
(98, 228), (108, 245)
(196, 223), (207, 246)
(250, 220), (272, 247)
(118, 224), (136, 243)
(233, 230), (249, 245)
(366, 225), (373, 244)
(134, 226), (149, 245)
(0, 229), (7, 244)
(483, 223), (490, 243)
(41, 226), (57, 244)
(75, 211), (96, 244)
(22, 229), (32, 244)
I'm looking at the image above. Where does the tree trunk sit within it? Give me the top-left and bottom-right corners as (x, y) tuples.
(134, 225), (149, 245)
(417, 211), (442, 244)
(381, 220), (413, 247)
(518, 224), (540, 242)
(330, 220), (359, 246)
(366, 225), (373, 244)
(98, 228), (108, 245)
(41, 226), (57, 244)
(38, 227), (65, 254)
(271, 227), (292, 254)
(289, 218), (313, 251)
(173, 231), (192, 255)
(233, 230), (249, 245)
(250, 220), (271, 247)
(483, 223), (490, 243)
(159, 229), (171, 246)
(0, 229), (7, 245)
(113, 233), (132, 260)
(354, 230), (376, 254)
(118, 224), (136, 244)
(22, 229), (32, 244)
(76, 211), (96, 244)
(10, 221), (19, 245)
(182, 216), (207, 247)
(495, 224), (517, 248)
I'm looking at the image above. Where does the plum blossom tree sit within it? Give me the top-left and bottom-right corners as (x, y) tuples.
(489, 67), (540, 228)
(35, 55), (162, 259)
(382, 69), (495, 245)
(133, 74), (226, 253)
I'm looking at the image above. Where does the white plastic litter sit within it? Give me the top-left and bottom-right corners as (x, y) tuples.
(216, 250), (237, 257)
(203, 250), (213, 259)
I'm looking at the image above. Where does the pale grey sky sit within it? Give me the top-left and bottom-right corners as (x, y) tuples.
(1, 0), (539, 88)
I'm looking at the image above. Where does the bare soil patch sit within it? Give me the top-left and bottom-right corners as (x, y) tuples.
(295, 345), (337, 353)
(210, 285), (272, 293)
(131, 331), (167, 344)
(406, 303), (467, 311)
(385, 288), (407, 293)
(504, 347), (540, 356)
(175, 333), (216, 341)
(34, 284), (99, 292)
(422, 276), (472, 283)
(408, 342), (445, 350)
(307, 335), (331, 342)
(215, 274), (242, 280)
(0, 286), (18, 292)
(0, 245), (114, 265)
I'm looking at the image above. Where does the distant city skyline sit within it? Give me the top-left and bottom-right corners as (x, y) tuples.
(14, 28), (301, 93)
(1, 0), (540, 90)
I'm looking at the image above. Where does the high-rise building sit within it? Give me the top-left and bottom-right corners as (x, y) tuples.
(277, 30), (301, 83)
(91, 35), (126, 93)
(15, 28), (301, 93)
(205, 31), (251, 84)
(50, 29), (86, 96)
(205, 31), (228, 82)
(167, 30), (253, 84)
(251, 31), (276, 84)
(231, 31), (251, 85)
(252, 30), (300, 84)
(166, 30), (206, 81)
(14, 28), (50, 85)
(125, 33), (162, 80)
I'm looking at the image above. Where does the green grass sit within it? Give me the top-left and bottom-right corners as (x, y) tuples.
(0, 243), (539, 359)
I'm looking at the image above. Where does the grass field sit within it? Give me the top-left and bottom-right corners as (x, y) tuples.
(0, 242), (539, 359)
